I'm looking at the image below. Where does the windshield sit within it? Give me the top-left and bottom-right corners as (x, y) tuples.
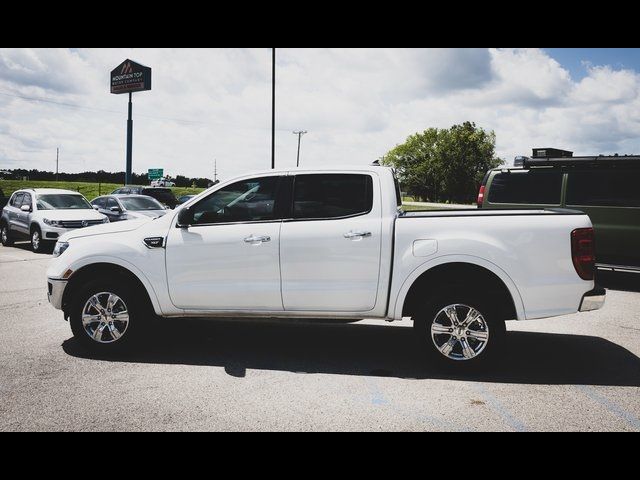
(119, 196), (164, 211)
(37, 194), (92, 210)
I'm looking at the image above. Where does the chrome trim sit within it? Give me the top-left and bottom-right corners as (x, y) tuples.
(343, 231), (372, 239)
(596, 263), (640, 274)
(82, 292), (130, 344)
(47, 279), (67, 310)
(579, 287), (606, 312)
(430, 304), (490, 361)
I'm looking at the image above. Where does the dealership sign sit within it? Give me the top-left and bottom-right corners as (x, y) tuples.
(110, 59), (152, 94)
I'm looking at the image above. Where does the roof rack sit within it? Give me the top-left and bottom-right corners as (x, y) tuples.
(523, 155), (640, 168)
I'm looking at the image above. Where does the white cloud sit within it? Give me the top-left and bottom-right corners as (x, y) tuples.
(1, 47), (640, 182)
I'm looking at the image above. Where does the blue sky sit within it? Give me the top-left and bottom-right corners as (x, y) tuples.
(1, 48), (640, 178)
(545, 48), (640, 79)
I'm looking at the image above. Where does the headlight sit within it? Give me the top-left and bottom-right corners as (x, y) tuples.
(43, 219), (63, 227)
(52, 241), (70, 258)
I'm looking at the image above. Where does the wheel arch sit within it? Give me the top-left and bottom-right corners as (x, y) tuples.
(396, 258), (525, 321)
(62, 262), (159, 317)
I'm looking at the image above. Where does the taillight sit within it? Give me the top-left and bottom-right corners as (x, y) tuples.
(571, 228), (596, 280)
(477, 185), (486, 208)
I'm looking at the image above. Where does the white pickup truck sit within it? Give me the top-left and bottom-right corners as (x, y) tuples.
(46, 166), (605, 369)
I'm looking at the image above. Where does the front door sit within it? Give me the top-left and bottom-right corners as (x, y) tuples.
(280, 173), (382, 312)
(166, 175), (285, 311)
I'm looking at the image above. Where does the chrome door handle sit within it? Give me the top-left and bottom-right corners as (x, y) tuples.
(343, 231), (372, 239)
(244, 235), (271, 244)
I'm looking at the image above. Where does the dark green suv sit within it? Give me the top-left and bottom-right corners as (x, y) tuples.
(478, 153), (640, 273)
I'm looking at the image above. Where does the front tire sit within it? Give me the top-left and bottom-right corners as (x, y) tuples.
(414, 289), (506, 371)
(69, 279), (149, 353)
(30, 226), (49, 253)
(1, 223), (14, 247)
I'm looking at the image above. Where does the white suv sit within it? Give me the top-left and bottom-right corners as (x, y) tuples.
(150, 177), (175, 187)
(0, 189), (108, 253)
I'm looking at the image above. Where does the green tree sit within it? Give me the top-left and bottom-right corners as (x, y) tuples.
(382, 122), (503, 203)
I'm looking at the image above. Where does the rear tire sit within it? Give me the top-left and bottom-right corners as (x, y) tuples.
(69, 278), (150, 353)
(414, 288), (506, 372)
(1, 223), (14, 247)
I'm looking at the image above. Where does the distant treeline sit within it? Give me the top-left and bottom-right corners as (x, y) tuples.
(2, 169), (213, 188)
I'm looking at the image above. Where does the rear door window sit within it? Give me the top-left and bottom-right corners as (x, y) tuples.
(11, 193), (24, 207)
(488, 170), (563, 205)
(292, 174), (373, 220)
(92, 197), (106, 209)
(567, 170), (640, 207)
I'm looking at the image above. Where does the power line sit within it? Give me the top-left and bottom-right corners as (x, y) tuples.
(0, 89), (296, 131)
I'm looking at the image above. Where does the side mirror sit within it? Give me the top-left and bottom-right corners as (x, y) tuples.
(20, 205), (31, 213)
(92, 205), (99, 210)
(110, 206), (121, 213)
(177, 207), (194, 228)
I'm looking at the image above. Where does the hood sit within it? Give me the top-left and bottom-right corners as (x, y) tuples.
(59, 218), (148, 242)
(127, 210), (167, 220)
(35, 209), (106, 221)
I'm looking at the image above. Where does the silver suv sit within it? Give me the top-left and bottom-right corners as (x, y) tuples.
(0, 189), (108, 253)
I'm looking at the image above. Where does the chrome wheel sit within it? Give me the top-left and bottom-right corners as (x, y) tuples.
(1, 226), (8, 244)
(430, 304), (490, 361)
(82, 292), (130, 344)
(31, 230), (40, 251)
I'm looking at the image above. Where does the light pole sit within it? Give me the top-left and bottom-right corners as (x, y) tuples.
(271, 48), (276, 170)
(293, 130), (307, 167)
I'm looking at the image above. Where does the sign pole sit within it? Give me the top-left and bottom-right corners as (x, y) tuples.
(110, 59), (151, 185)
(126, 92), (133, 185)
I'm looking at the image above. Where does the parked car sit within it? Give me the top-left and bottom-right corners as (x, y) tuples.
(91, 195), (168, 222)
(0, 188), (6, 209)
(47, 166), (603, 369)
(478, 152), (640, 273)
(176, 194), (196, 205)
(1, 189), (108, 253)
(111, 186), (178, 209)
(150, 177), (175, 187)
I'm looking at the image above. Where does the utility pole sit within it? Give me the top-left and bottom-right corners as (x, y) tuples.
(213, 159), (217, 183)
(271, 48), (276, 170)
(56, 148), (59, 181)
(293, 131), (307, 167)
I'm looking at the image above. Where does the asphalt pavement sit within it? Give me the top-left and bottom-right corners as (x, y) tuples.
(0, 242), (638, 431)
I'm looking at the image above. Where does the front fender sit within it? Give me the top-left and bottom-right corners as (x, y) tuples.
(48, 253), (164, 316)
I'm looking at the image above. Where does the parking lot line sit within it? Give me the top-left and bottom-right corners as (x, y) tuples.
(576, 385), (640, 431)
(471, 384), (528, 432)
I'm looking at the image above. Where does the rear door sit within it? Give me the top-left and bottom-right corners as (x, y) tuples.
(7, 193), (23, 232)
(566, 169), (640, 267)
(280, 173), (382, 312)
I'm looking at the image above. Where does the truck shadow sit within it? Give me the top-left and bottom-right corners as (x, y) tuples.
(62, 319), (640, 387)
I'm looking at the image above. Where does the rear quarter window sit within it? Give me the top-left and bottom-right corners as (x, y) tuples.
(567, 170), (640, 207)
(488, 170), (563, 205)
